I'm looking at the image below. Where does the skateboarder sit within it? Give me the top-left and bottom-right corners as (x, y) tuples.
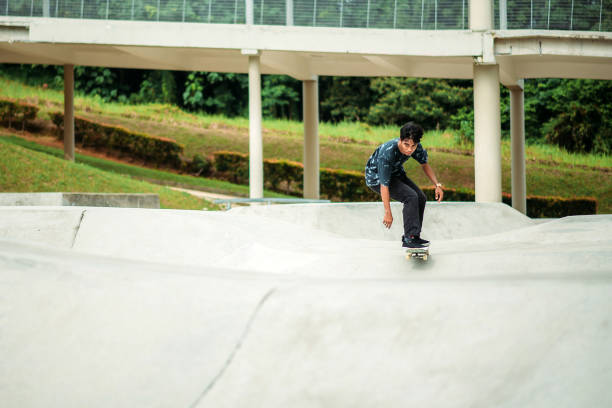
(365, 122), (444, 249)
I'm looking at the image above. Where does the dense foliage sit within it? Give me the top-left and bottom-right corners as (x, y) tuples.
(1, 63), (609, 154)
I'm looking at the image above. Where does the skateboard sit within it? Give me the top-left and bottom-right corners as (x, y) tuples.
(405, 247), (429, 261)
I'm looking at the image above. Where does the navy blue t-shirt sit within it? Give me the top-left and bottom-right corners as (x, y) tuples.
(365, 138), (428, 187)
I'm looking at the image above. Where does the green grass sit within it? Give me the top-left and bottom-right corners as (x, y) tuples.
(3, 75), (609, 169)
(1, 75), (610, 213)
(0, 132), (293, 199)
(0, 134), (222, 210)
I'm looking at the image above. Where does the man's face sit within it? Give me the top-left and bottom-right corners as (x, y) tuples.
(398, 138), (417, 156)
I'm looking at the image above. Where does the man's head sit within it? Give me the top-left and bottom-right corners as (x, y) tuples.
(398, 122), (423, 156)
(400, 122), (423, 143)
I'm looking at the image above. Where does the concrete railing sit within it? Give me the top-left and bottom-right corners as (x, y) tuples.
(1, 0), (609, 32)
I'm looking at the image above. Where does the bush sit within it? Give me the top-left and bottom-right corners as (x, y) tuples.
(213, 150), (598, 217)
(186, 153), (212, 177)
(502, 193), (597, 218)
(50, 112), (183, 167)
(0, 98), (38, 130)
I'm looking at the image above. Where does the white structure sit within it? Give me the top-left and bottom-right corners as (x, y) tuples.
(1, 203), (611, 406)
(1, 0), (611, 208)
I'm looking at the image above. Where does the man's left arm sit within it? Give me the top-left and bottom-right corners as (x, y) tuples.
(421, 163), (444, 202)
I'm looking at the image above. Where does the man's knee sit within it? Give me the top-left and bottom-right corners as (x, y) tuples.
(397, 189), (418, 205)
(418, 189), (427, 204)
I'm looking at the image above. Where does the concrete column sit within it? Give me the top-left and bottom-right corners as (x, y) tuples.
(303, 77), (319, 199)
(510, 81), (527, 214)
(473, 64), (502, 202)
(286, 0), (294, 26)
(470, 0), (493, 31)
(43, 0), (50, 17)
(500, 0), (508, 29)
(246, 0), (254, 25)
(248, 55), (263, 199)
(63, 64), (75, 162)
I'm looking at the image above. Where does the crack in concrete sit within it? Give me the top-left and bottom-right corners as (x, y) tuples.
(188, 287), (277, 408)
(70, 210), (86, 249)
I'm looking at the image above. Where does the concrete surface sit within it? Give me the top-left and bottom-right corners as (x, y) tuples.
(0, 192), (160, 208)
(0, 202), (611, 407)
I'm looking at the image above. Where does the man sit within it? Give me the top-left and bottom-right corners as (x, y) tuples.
(365, 122), (444, 249)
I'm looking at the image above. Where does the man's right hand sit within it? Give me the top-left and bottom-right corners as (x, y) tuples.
(383, 210), (393, 229)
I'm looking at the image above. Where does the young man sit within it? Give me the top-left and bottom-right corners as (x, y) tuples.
(365, 122), (444, 249)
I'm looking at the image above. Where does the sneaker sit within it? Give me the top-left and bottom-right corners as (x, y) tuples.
(402, 235), (427, 249)
(413, 235), (430, 246)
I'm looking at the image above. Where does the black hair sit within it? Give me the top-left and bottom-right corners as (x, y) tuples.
(400, 122), (423, 143)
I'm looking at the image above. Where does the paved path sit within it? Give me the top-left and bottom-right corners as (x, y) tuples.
(169, 186), (239, 201)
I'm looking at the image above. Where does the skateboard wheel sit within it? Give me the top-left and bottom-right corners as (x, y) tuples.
(423, 255), (428, 261)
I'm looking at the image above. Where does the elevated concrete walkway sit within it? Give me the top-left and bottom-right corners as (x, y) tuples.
(0, 203), (611, 407)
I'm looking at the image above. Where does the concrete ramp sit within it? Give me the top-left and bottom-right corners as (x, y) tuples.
(229, 202), (535, 241)
(0, 203), (611, 407)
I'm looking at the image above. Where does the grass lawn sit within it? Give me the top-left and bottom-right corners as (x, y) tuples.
(0, 134), (221, 210)
(2, 75), (610, 213)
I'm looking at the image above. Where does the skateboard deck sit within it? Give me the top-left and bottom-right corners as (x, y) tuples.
(405, 247), (429, 261)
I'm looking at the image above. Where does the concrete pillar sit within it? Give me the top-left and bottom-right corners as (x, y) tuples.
(43, 0), (50, 17)
(473, 64), (502, 202)
(470, 0), (493, 31)
(248, 55), (263, 199)
(303, 77), (319, 199)
(286, 0), (294, 26)
(246, 0), (254, 25)
(499, 0), (508, 29)
(471, 0), (500, 202)
(510, 81), (527, 214)
(63, 64), (75, 162)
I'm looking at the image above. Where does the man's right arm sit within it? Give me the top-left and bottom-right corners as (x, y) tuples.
(378, 157), (393, 228)
(381, 184), (393, 229)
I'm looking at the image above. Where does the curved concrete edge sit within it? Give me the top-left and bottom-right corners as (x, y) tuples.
(0, 205), (86, 248)
(228, 202), (535, 241)
(0, 206), (609, 279)
(0, 193), (160, 208)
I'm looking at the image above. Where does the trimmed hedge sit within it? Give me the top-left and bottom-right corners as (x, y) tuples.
(502, 193), (597, 218)
(0, 98), (38, 130)
(213, 150), (597, 217)
(50, 112), (183, 167)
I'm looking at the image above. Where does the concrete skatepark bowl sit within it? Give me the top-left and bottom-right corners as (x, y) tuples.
(1, 202), (611, 407)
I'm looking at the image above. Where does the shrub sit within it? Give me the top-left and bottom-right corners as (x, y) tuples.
(186, 153), (212, 177)
(0, 98), (38, 130)
(213, 150), (598, 217)
(50, 112), (183, 167)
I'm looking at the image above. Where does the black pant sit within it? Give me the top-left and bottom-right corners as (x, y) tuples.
(368, 174), (427, 237)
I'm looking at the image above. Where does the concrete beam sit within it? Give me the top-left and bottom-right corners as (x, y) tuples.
(495, 34), (612, 58)
(261, 52), (314, 81)
(497, 55), (612, 80)
(362, 55), (408, 76)
(1, 17), (482, 58)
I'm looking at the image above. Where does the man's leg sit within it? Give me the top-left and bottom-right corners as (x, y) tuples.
(397, 174), (427, 233)
(368, 178), (425, 237)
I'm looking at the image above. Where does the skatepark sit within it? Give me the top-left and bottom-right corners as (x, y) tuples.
(1, 202), (611, 407)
